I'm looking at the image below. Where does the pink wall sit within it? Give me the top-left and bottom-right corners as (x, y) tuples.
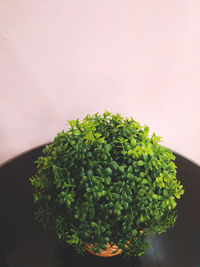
(0, 0), (200, 165)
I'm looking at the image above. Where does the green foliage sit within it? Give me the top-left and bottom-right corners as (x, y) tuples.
(30, 111), (184, 259)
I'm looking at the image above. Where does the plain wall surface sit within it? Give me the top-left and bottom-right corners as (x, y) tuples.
(0, 0), (200, 165)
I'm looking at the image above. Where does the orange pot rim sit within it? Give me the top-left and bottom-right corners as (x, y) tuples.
(83, 242), (122, 257)
(82, 230), (143, 257)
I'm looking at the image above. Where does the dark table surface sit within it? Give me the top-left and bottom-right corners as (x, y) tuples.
(0, 144), (200, 267)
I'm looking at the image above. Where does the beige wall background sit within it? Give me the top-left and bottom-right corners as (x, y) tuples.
(0, 0), (200, 165)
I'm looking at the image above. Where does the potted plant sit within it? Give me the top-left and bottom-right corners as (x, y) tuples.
(30, 111), (184, 259)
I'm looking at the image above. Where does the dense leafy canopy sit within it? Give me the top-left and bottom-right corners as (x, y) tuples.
(30, 111), (184, 258)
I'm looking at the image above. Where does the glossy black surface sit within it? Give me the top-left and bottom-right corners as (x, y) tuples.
(0, 145), (200, 267)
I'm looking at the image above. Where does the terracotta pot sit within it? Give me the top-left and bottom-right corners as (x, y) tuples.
(84, 242), (122, 257)
(83, 232), (142, 257)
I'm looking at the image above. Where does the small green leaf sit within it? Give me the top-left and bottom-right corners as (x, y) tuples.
(127, 166), (133, 173)
(90, 222), (97, 227)
(87, 152), (92, 157)
(141, 179), (148, 184)
(130, 181), (135, 189)
(130, 138), (136, 146)
(101, 190), (107, 196)
(105, 144), (112, 151)
(137, 160), (144, 166)
(97, 192), (102, 198)
(104, 167), (113, 176)
(99, 138), (105, 143)
(127, 173), (134, 179)
(86, 187), (91, 192)
(87, 169), (93, 177)
(152, 194), (159, 199)
(119, 166), (125, 173)
(105, 177), (111, 185)
(128, 150), (133, 155)
(74, 130), (81, 136)
(115, 209), (121, 216)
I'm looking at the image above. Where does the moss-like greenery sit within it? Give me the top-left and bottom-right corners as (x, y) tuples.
(30, 111), (184, 258)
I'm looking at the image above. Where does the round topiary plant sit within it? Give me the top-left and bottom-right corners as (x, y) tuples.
(30, 111), (184, 259)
